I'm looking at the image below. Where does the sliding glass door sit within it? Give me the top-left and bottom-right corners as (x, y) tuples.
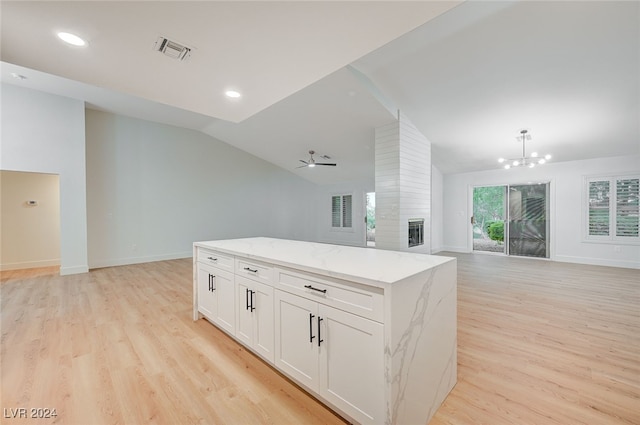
(472, 183), (550, 258)
(508, 184), (550, 258)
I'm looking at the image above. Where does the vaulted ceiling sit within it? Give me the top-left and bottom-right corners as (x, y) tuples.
(2, 1), (638, 184)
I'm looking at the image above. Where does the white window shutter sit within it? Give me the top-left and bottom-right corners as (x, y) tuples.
(616, 178), (639, 237)
(588, 180), (610, 236)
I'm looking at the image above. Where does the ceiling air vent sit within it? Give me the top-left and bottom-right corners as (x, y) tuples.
(154, 36), (191, 61)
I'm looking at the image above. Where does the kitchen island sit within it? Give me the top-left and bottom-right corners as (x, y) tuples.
(193, 237), (456, 425)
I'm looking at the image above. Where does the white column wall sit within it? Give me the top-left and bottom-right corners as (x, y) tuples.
(375, 113), (431, 253)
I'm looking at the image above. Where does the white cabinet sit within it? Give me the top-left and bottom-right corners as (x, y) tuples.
(274, 289), (384, 425)
(274, 290), (319, 389)
(235, 275), (274, 363)
(196, 256), (235, 335)
(318, 305), (384, 424)
(196, 262), (217, 319)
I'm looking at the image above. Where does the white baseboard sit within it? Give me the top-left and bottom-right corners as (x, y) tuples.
(60, 265), (89, 275)
(88, 251), (193, 269)
(0, 259), (60, 271)
(554, 255), (640, 270)
(441, 245), (470, 253)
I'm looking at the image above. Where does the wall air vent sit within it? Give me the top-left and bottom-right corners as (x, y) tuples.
(154, 36), (191, 61)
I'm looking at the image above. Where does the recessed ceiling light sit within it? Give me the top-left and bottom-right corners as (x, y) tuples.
(57, 32), (86, 47)
(225, 90), (241, 99)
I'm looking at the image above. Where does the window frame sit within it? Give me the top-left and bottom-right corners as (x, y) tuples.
(584, 174), (639, 244)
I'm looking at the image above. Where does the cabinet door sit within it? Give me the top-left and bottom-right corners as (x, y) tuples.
(274, 290), (319, 391)
(197, 263), (217, 320)
(318, 305), (385, 425)
(235, 276), (253, 347)
(212, 268), (235, 335)
(253, 282), (274, 364)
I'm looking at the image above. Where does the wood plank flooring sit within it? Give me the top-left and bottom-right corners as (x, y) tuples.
(1, 254), (638, 424)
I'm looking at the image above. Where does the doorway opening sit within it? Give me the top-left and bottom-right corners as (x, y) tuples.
(366, 192), (375, 247)
(0, 170), (61, 271)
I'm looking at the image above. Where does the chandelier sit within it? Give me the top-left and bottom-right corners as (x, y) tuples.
(498, 129), (551, 169)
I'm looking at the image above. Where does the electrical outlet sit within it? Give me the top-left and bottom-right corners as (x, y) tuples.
(614, 245), (621, 253)
(132, 244), (138, 252)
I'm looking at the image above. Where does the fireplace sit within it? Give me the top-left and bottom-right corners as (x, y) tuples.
(408, 219), (424, 247)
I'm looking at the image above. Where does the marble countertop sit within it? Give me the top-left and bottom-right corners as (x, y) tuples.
(194, 237), (454, 287)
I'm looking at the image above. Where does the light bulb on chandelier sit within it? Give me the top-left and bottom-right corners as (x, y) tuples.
(498, 129), (551, 170)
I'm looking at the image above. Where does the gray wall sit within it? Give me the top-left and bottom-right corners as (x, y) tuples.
(85, 109), (319, 268)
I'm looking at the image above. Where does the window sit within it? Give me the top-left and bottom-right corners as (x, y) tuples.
(332, 194), (352, 228)
(586, 175), (639, 241)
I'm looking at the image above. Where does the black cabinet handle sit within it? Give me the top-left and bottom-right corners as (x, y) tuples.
(207, 256), (217, 261)
(208, 274), (215, 291)
(243, 267), (258, 273)
(245, 288), (256, 312)
(304, 284), (327, 294)
(309, 313), (315, 343)
(318, 317), (324, 347)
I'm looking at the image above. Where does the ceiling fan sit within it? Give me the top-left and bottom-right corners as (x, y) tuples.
(297, 150), (336, 168)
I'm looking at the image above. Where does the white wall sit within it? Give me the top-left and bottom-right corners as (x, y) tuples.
(1, 83), (88, 275)
(86, 109), (318, 268)
(316, 179), (373, 247)
(443, 155), (640, 269)
(0, 170), (60, 270)
(431, 165), (444, 253)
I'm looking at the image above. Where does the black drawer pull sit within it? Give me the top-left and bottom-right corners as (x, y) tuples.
(208, 274), (215, 291)
(243, 267), (258, 273)
(304, 284), (327, 294)
(207, 256), (217, 261)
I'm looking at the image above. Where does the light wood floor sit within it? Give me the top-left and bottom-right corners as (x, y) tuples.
(1, 254), (638, 424)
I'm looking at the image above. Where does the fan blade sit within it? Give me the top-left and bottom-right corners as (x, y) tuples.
(295, 164), (309, 169)
(299, 160), (309, 164)
(316, 163), (337, 166)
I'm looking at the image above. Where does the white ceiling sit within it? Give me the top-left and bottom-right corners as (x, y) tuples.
(1, 1), (638, 184)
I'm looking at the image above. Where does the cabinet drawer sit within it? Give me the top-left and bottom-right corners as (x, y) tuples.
(275, 268), (384, 323)
(236, 257), (274, 286)
(197, 249), (234, 271)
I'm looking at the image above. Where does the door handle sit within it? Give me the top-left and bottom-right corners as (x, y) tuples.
(209, 274), (215, 291)
(250, 290), (255, 312)
(309, 313), (315, 343)
(318, 317), (324, 347)
(245, 288), (250, 310)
